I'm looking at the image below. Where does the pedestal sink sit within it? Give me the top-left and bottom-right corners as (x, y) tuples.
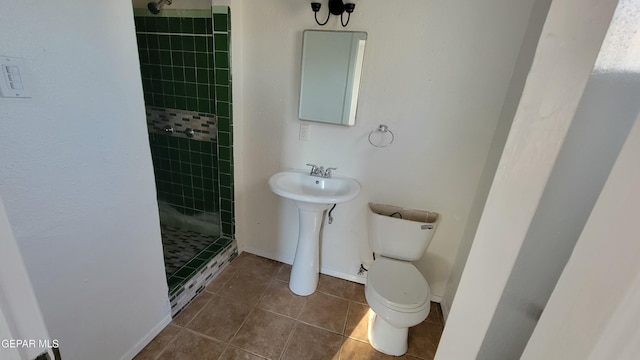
(268, 169), (360, 295)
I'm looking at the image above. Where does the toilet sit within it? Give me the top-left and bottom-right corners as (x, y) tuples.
(365, 202), (439, 356)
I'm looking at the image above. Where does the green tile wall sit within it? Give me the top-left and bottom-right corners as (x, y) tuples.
(135, 7), (234, 237)
(149, 133), (218, 214)
(135, 15), (215, 113)
(212, 8), (234, 237)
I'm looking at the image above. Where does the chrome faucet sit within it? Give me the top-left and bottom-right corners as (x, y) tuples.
(324, 167), (337, 178)
(306, 164), (337, 178)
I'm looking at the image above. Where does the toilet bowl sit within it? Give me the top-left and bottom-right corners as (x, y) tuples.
(365, 257), (431, 355)
(365, 203), (439, 356)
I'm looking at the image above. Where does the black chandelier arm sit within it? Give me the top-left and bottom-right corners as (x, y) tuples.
(340, 12), (351, 27)
(315, 8), (331, 26)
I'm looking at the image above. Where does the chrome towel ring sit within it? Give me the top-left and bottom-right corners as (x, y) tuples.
(368, 124), (395, 148)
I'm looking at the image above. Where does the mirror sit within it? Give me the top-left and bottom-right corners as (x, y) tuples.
(299, 30), (367, 126)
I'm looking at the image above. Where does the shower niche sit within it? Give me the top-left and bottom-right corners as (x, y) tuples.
(133, 5), (235, 315)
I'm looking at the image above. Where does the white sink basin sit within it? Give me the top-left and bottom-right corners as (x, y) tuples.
(268, 169), (360, 296)
(268, 170), (360, 204)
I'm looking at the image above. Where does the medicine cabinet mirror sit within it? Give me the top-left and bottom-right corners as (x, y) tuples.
(298, 30), (367, 126)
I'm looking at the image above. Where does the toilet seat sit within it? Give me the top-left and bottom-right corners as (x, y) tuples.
(367, 258), (429, 311)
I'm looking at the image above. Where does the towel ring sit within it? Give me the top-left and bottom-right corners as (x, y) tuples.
(368, 124), (395, 148)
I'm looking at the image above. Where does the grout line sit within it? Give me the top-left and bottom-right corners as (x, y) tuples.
(179, 326), (227, 345)
(278, 320), (299, 360)
(295, 318), (346, 336)
(179, 294), (214, 328)
(204, 265), (236, 295)
(341, 301), (353, 336)
(337, 336), (344, 360)
(224, 344), (270, 360)
(227, 305), (255, 346)
(153, 325), (183, 360)
(254, 275), (275, 305)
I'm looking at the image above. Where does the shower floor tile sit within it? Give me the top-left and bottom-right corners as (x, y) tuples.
(161, 225), (219, 277)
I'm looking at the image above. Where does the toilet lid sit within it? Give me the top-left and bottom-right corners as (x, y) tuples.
(368, 258), (429, 310)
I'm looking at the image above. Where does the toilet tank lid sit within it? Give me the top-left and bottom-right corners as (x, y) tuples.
(368, 258), (429, 310)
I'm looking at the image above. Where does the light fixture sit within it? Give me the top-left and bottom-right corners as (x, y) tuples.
(311, 1), (356, 27)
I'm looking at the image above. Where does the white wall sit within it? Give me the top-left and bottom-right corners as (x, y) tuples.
(0, 308), (19, 360)
(445, 0), (638, 355)
(521, 112), (640, 360)
(0, 195), (52, 360)
(435, 0), (620, 357)
(478, 71), (640, 359)
(233, 0), (536, 298)
(0, 1), (171, 359)
(441, 0), (552, 318)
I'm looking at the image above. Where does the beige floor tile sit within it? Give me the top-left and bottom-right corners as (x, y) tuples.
(425, 302), (443, 325)
(298, 292), (349, 334)
(219, 346), (265, 360)
(136, 255), (444, 360)
(230, 252), (281, 277)
(282, 322), (343, 360)
(339, 338), (393, 360)
(406, 320), (443, 360)
(256, 280), (307, 318)
(274, 263), (291, 283)
(157, 329), (225, 360)
(133, 324), (181, 360)
(172, 291), (213, 327)
(231, 308), (296, 359)
(205, 265), (237, 294)
(344, 302), (370, 342)
(349, 282), (367, 304)
(185, 294), (252, 342)
(318, 274), (366, 304)
(218, 269), (271, 306)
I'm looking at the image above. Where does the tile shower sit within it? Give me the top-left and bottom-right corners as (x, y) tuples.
(134, 6), (236, 315)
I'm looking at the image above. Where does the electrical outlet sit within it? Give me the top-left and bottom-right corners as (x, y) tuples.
(299, 124), (310, 141)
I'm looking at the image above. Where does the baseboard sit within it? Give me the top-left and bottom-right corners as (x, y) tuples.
(244, 247), (448, 300)
(120, 311), (172, 360)
(440, 299), (450, 322)
(243, 246), (294, 266)
(244, 246), (366, 284)
(321, 266), (366, 284)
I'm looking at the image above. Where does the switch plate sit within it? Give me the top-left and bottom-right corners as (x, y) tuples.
(299, 124), (310, 141)
(0, 56), (32, 98)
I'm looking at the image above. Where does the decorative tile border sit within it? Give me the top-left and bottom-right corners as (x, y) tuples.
(169, 238), (238, 316)
(133, 8), (212, 18)
(146, 106), (217, 142)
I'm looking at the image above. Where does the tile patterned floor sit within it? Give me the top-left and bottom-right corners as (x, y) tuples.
(135, 252), (444, 360)
(162, 225), (220, 277)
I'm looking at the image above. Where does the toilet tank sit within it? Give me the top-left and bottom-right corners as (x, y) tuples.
(368, 203), (439, 261)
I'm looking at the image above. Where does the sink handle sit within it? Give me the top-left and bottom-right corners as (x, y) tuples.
(306, 163), (319, 175)
(324, 167), (337, 178)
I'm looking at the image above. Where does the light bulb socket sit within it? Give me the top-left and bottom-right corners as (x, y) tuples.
(344, 3), (355, 13)
(311, 2), (322, 12)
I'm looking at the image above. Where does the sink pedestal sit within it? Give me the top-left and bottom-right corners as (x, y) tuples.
(268, 169), (360, 296)
(289, 201), (332, 296)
